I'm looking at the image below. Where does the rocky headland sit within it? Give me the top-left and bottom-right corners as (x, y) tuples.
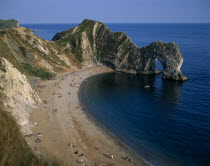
(53, 19), (188, 81)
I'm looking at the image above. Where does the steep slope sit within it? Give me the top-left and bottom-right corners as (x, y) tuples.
(53, 19), (188, 81)
(0, 27), (79, 80)
(0, 58), (41, 134)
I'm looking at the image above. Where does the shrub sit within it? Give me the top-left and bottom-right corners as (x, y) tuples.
(22, 63), (56, 80)
(19, 46), (27, 56)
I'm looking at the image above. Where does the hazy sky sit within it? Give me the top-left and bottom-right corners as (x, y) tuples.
(0, 0), (210, 23)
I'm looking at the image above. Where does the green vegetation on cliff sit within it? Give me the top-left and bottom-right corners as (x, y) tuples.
(0, 35), (22, 71)
(0, 26), (76, 80)
(0, 19), (19, 29)
(0, 37), (55, 80)
(22, 63), (55, 80)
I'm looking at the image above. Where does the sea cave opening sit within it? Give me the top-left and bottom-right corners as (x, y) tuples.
(156, 59), (164, 72)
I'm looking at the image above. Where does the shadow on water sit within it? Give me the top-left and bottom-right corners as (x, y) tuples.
(111, 72), (183, 108)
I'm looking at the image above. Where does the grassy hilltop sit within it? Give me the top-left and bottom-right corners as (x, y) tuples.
(0, 19), (19, 29)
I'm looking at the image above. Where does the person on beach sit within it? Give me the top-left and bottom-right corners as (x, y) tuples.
(126, 156), (132, 162)
(108, 153), (114, 159)
(68, 144), (75, 148)
(78, 158), (83, 164)
(35, 138), (41, 143)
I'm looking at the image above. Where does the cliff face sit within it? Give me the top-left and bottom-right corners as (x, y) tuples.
(53, 19), (188, 81)
(139, 42), (188, 80)
(0, 58), (41, 134)
(0, 19), (19, 29)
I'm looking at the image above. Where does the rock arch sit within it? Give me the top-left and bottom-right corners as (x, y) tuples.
(139, 41), (188, 81)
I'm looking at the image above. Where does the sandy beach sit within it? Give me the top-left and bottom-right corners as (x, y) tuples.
(28, 66), (149, 166)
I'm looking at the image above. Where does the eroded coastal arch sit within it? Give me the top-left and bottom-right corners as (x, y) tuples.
(139, 41), (187, 81)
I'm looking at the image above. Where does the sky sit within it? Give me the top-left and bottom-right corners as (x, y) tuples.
(0, 0), (210, 23)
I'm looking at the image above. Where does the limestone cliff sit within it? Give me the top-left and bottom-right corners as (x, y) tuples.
(139, 41), (188, 80)
(53, 19), (188, 81)
(0, 58), (41, 134)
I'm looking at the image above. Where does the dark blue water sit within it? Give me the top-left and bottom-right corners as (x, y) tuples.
(22, 23), (210, 166)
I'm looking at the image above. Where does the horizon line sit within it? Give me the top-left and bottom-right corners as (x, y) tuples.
(20, 22), (210, 24)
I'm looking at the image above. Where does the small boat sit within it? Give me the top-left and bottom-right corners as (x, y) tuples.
(144, 85), (150, 88)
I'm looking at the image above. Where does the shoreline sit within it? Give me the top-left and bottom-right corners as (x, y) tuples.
(29, 66), (149, 166)
(79, 74), (150, 166)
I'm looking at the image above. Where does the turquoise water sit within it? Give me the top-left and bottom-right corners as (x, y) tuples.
(22, 23), (210, 166)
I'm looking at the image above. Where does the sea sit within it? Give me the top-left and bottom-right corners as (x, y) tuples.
(22, 23), (210, 166)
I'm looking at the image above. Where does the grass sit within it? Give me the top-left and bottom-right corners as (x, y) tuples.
(0, 106), (60, 166)
(22, 63), (56, 80)
(0, 36), (23, 72)
(0, 37), (55, 80)
(0, 28), (68, 73)
(0, 31), (6, 35)
(0, 19), (18, 29)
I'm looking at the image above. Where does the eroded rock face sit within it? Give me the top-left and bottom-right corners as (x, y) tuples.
(0, 58), (41, 134)
(139, 42), (188, 81)
(53, 19), (188, 81)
